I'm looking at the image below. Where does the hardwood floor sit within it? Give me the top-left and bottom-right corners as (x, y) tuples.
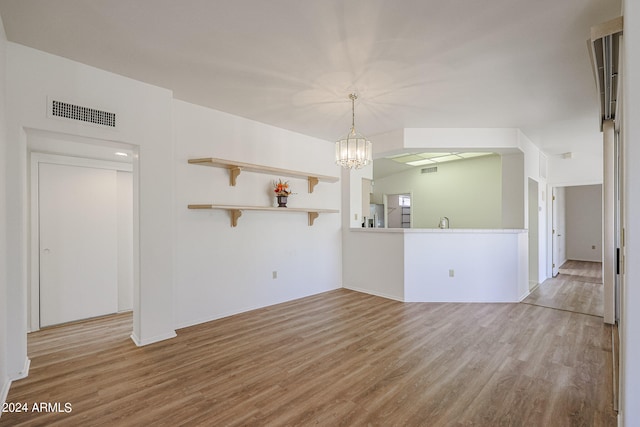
(558, 260), (603, 284)
(523, 260), (604, 317)
(2, 289), (616, 426)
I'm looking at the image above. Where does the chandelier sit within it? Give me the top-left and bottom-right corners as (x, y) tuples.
(335, 93), (372, 170)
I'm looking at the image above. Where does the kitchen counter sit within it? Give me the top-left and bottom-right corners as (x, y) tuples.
(351, 227), (527, 234)
(343, 227), (529, 303)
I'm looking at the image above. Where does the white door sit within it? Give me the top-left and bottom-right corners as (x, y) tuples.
(39, 163), (119, 327)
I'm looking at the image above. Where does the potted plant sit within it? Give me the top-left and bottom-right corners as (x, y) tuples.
(273, 179), (292, 207)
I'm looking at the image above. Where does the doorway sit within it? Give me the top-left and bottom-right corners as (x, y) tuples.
(385, 193), (411, 228)
(28, 131), (135, 331)
(551, 185), (603, 275)
(544, 184), (604, 317)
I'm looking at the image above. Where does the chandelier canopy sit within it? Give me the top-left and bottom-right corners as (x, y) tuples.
(335, 93), (372, 170)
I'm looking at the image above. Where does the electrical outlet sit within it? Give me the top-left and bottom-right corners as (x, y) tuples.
(449, 269), (455, 278)
(355, 213), (358, 220)
(272, 271), (277, 279)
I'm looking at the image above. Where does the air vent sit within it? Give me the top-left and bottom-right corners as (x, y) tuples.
(51, 100), (116, 128)
(421, 166), (438, 174)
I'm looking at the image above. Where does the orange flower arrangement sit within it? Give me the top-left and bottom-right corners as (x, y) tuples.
(273, 179), (292, 196)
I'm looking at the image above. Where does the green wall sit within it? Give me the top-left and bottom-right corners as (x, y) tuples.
(372, 154), (503, 229)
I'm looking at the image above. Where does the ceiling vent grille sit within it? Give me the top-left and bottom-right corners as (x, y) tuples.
(51, 100), (116, 128)
(421, 166), (438, 174)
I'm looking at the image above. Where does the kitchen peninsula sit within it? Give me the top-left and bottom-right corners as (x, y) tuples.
(343, 227), (528, 303)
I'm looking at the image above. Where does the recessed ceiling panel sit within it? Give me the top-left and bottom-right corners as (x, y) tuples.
(429, 154), (464, 163)
(406, 158), (437, 166)
(416, 152), (452, 159)
(457, 152), (493, 159)
(388, 152), (496, 165)
(390, 154), (425, 163)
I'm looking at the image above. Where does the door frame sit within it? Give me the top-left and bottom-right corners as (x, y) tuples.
(383, 191), (413, 229)
(550, 187), (561, 277)
(528, 178), (539, 290)
(29, 153), (132, 331)
(603, 120), (616, 324)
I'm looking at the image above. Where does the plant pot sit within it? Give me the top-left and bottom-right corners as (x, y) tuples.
(277, 195), (288, 208)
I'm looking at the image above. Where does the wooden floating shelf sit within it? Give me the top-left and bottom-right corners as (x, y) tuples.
(188, 204), (339, 227)
(188, 158), (339, 193)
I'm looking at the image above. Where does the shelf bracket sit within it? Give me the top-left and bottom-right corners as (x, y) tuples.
(230, 209), (242, 227)
(229, 167), (242, 186)
(308, 176), (319, 193)
(308, 211), (319, 226)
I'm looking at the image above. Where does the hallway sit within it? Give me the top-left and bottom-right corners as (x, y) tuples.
(522, 261), (604, 317)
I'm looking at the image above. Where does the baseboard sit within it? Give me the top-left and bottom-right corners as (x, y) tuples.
(612, 324), (619, 412)
(173, 287), (342, 331)
(13, 357), (30, 381)
(342, 285), (404, 302)
(1, 377), (10, 412)
(130, 330), (176, 347)
(519, 287), (535, 302)
(174, 304), (271, 331)
(1, 357), (30, 417)
(520, 282), (540, 301)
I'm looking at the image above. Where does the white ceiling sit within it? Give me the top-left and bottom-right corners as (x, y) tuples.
(0, 0), (622, 159)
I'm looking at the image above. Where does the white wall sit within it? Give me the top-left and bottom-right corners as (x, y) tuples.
(372, 155), (502, 229)
(117, 171), (133, 311)
(0, 14), (10, 407)
(518, 130), (548, 284)
(5, 42), (176, 374)
(342, 229), (404, 301)
(546, 152), (603, 186)
(173, 100), (342, 328)
(621, 0), (640, 423)
(371, 129), (405, 155)
(565, 185), (602, 262)
(403, 128), (520, 150)
(404, 230), (527, 302)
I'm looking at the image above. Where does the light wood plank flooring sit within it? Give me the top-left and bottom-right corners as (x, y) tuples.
(2, 289), (615, 426)
(523, 260), (604, 317)
(558, 260), (604, 283)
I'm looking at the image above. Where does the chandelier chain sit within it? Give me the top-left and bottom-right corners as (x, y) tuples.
(350, 93), (357, 132)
